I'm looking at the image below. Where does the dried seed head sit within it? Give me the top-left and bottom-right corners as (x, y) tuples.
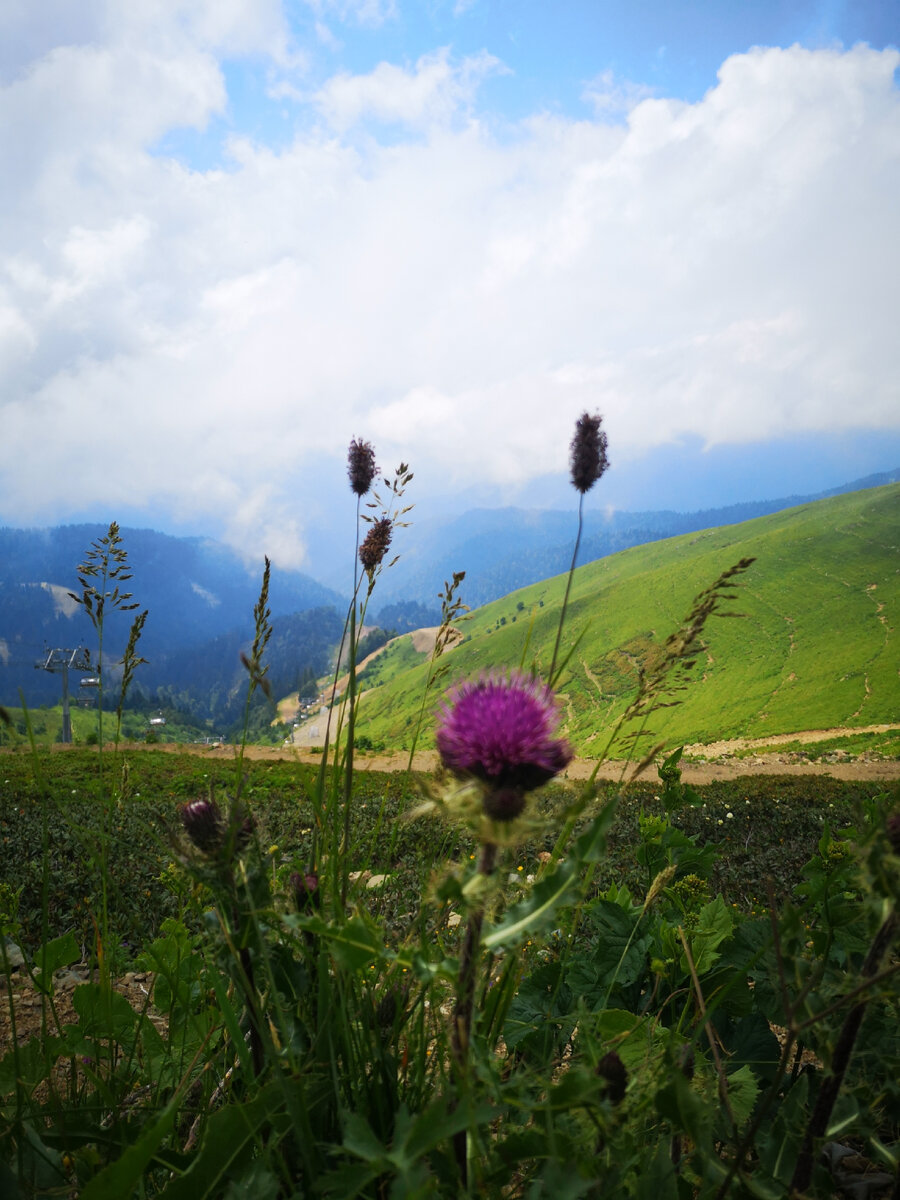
(569, 412), (609, 494)
(180, 797), (224, 854)
(347, 438), (377, 496)
(359, 518), (393, 573)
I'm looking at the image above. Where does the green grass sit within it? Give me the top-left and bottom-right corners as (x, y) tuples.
(351, 483), (900, 754)
(0, 748), (890, 954)
(0, 703), (214, 749)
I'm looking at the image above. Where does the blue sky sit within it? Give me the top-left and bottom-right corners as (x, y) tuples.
(0, 1), (898, 570)
(157, 2), (900, 163)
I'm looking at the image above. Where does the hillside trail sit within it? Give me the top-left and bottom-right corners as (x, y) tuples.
(119, 722), (900, 783)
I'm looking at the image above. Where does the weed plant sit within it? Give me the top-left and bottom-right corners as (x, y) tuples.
(0, 425), (897, 1198)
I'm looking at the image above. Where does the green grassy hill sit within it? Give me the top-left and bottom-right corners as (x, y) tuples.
(351, 483), (899, 756)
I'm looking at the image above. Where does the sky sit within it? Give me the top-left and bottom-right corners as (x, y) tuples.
(1, 0), (898, 572)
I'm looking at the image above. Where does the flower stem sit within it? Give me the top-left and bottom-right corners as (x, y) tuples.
(451, 839), (497, 1186)
(549, 491), (584, 685)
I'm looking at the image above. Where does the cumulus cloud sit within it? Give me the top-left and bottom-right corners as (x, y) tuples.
(0, 19), (897, 566)
(314, 47), (506, 129)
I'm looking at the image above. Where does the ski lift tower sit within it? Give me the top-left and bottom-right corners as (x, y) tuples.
(35, 647), (93, 744)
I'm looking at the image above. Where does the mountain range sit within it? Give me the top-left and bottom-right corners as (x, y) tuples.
(1, 467), (897, 718)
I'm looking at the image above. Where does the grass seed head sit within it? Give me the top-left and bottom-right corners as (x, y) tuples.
(569, 411), (609, 494)
(348, 438), (377, 496)
(359, 517), (393, 573)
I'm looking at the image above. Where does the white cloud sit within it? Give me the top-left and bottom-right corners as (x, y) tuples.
(582, 69), (655, 119)
(302, 0), (398, 30)
(314, 47), (506, 129)
(0, 28), (897, 566)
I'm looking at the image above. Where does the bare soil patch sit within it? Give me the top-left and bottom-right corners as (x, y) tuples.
(0, 966), (163, 1083)
(119, 728), (900, 784)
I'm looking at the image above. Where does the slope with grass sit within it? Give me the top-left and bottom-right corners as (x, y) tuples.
(351, 483), (899, 756)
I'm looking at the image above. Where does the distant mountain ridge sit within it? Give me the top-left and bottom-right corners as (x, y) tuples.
(0, 524), (345, 707)
(2, 468), (897, 712)
(372, 467), (900, 610)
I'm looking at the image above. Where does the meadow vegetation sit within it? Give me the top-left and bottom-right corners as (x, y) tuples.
(0, 428), (897, 1198)
(352, 483), (900, 756)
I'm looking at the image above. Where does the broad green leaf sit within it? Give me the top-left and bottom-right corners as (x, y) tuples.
(399, 1097), (493, 1165)
(826, 1094), (860, 1140)
(503, 962), (571, 1052)
(758, 1072), (808, 1185)
(296, 914), (384, 972)
(159, 1084), (281, 1200)
(633, 1141), (678, 1200)
(72, 982), (143, 1043)
(723, 1012), (781, 1082)
(222, 1161), (280, 1200)
(80, 1095), (179, 1200)
(569, 899), (651, 1001)
(33, 931), (80, 993)
(482, 861), (579, 951)
(0, 1037), (53, 1097)
(681, 895), (733, 975)
(726, 1064), (760, 1128)
(15, 1123), (68, 1192)
(341, 1112), (387, 1163)
(656, 1073), (710, 1146)
(594, 1010), (667, 1071)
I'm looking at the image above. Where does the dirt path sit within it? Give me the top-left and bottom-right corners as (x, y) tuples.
(132, 726), (900, 784)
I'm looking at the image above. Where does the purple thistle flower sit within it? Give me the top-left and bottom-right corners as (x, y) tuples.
(436, 673), (573, 820)
(347, 438), (377, 497)
(180, 797), (224, 854)
(569, 411), (609, 494)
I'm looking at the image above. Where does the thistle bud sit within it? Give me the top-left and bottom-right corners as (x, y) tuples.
(569, 412), (609, 494)
(180, 797), (224, 854)
(482, 786), (527, 823)
(596, 1050), (628, 1104)
(290, 871), (319, 912)
(348, 439), (377, 497)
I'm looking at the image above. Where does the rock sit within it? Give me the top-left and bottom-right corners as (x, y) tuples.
(2, 938), (24, 970)
(54, 970), (88, 990)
